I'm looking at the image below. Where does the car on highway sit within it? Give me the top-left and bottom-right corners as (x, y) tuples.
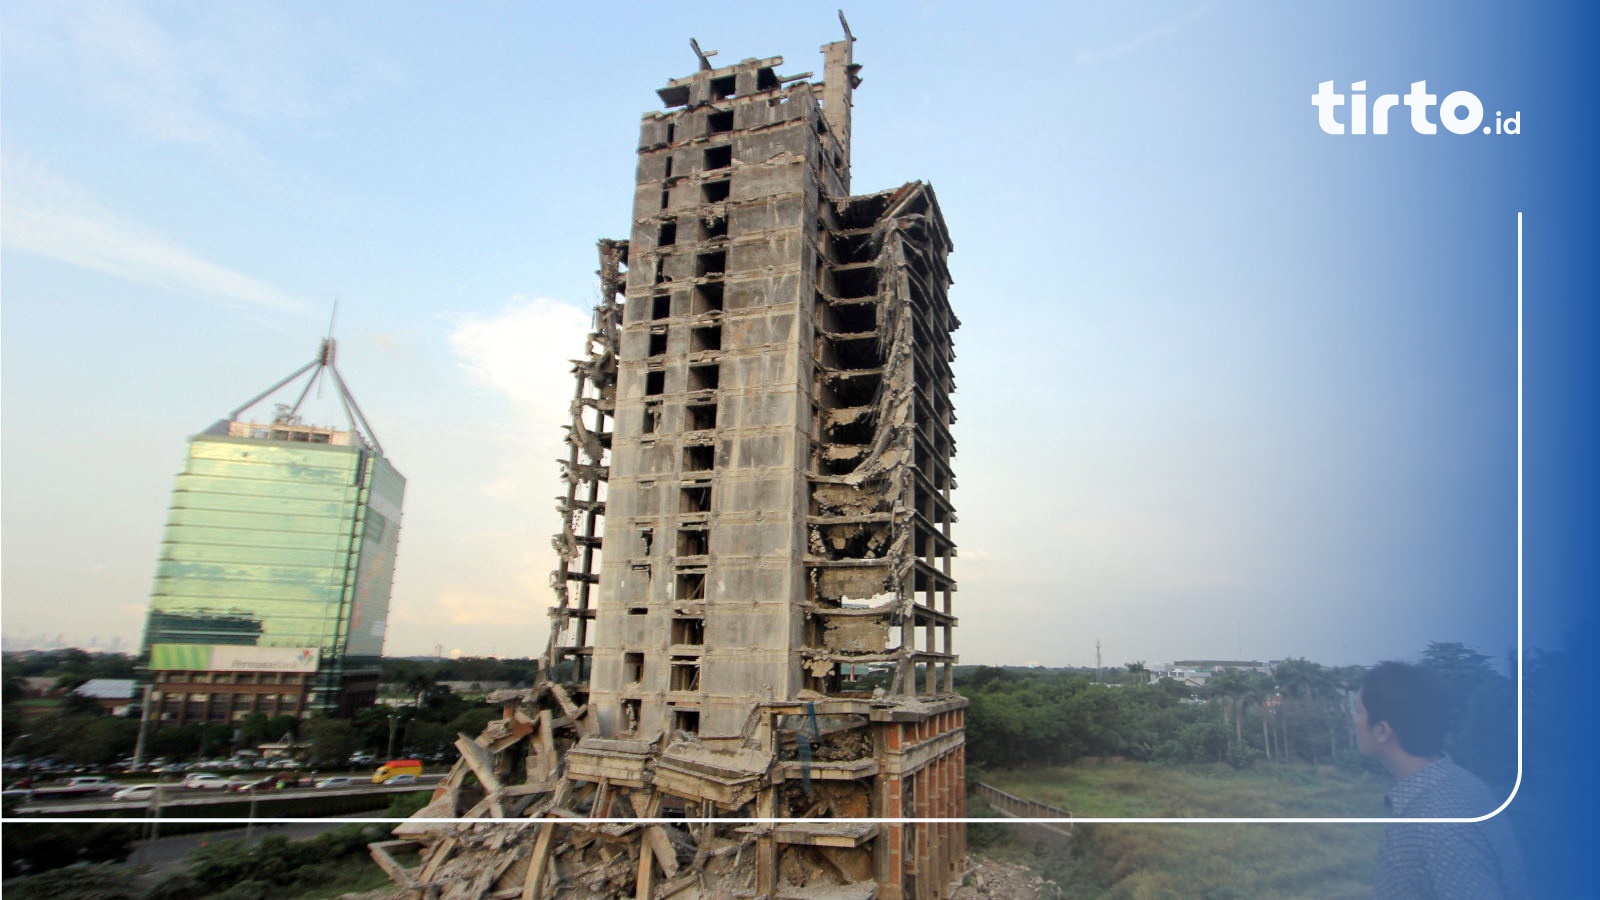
(386, 774), (419, 786)
(314, 776), (355, 789)
(112, 784), (166, 802)
(59, 776), (118, 795)
(183, 773), (229, 790)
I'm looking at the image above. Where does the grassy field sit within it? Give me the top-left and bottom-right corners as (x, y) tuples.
(974, 761), (1391, 900)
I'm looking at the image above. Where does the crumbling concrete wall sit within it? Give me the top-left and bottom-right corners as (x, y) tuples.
(373, 688), (966, 900)
(382, 27), (964, 900)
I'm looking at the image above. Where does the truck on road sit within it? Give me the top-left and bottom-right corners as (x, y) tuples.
(371, 759), (423, 784)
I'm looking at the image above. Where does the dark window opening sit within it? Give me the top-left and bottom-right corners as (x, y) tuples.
(645, 370), (666, 396)
(829, 231), (875, 264)
(691, 325), (722, 352)
(658, 221), (677, 247)
(663, 155), (674, 178)
(693, 282), (724, 314)
(652, 293), (672, 320)
(687, 403), (717, 431)
(708, 109), (734, 132)
(642, 404), (661, 435)
(680, 485), (712, 513)
(705, 145), (732, 171)
(672, 709), (700, 733)
(660, 188), (670, 210)
(683, 444), (715, 472)
(677, 528), (709, 556)
(628, 606), (648, 616)
(648, 330), (669, 357)
(703, 215), (728, 239)
(832, 266), (878, 300)
(688, 364), (719, 391)
(703, 179), (731, 203)
(826, 300), (877, 333)
(622, 699), (642, 730)
(676, 572), (706, 600)
(710, 76), (736, 101)
(697, 250), (726, 276)
(624, 652), (644, 682)
(822, 334), (881, 370)
(672, 617), (706, 645)
(670, 662), (701, 691)
(666, 122), (676, 143)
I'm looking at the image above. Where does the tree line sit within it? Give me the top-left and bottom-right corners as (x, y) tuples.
(1, 651), (527, 767)
(956, 641), (1517, 789)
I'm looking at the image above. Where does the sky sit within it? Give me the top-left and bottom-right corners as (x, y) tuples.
(1, 1), (1569, 671)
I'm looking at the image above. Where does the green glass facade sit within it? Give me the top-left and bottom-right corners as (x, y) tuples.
(142, 431), (405, 714)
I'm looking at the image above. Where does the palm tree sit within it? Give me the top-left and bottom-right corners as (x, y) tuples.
(1273, 658), (1330, 761)
(1241, 670), (1276, 760)
(1207, 668), (1251, 748)
(403, 671), (437, 709)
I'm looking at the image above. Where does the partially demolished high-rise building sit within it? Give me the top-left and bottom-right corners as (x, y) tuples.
(378, 26), (964, 900)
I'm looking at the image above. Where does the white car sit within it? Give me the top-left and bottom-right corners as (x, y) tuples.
(112, 784), (165, 802)
(59, 776), (117, 795)
(183, 773), (229, 790)
(315, 776), (355, 789)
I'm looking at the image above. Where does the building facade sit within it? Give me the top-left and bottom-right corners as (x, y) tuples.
(379, 28), (964, 900)
(141, 341), (404, 723)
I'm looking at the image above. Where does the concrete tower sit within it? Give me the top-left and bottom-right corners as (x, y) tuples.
(380, 25), (964, 900)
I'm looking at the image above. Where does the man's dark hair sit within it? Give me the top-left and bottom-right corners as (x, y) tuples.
(1361, 661), (1449, 756)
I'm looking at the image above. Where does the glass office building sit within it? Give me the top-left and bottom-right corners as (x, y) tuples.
(140, 341), (405, 720)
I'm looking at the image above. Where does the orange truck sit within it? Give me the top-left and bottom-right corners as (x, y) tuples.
(371, 758), (423, 784)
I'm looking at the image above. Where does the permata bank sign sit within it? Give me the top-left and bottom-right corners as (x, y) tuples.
(149, 643), (320, 673)
(1312, 81), (1521, 135)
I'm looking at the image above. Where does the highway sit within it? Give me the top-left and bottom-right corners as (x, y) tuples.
(9, 775), (441, 817)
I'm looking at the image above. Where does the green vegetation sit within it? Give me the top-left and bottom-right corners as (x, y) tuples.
(2, 822), (142, 878)
(1, 650), (522, 766)
(975, 761), (1385, 899)
(981, 760), (1388, 819)
(4, 824), (394, 900)
(956, 641), (1519, 898)
(957, 641), (1515, 790)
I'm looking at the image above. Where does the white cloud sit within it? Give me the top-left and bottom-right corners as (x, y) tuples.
(450, 297), (593, 417)
(1, 154), (311, 313)
(445, 294), (592, 525)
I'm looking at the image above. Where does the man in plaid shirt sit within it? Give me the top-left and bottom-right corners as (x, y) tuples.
(1355, 662), (1528, 899)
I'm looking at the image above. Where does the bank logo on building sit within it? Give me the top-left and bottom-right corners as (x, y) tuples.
(150, 643), (320, 673)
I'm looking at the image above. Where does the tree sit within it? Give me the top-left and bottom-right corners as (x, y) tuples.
(1273, 658), (1339, 762)
(403, 672), (437, 709)
(300, 716), (357, 763)
(1421, 641), (1513, 785)
(1205, 668), (1251, 747)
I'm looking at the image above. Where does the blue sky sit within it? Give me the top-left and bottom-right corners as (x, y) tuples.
(1, 2), (1550, 670)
